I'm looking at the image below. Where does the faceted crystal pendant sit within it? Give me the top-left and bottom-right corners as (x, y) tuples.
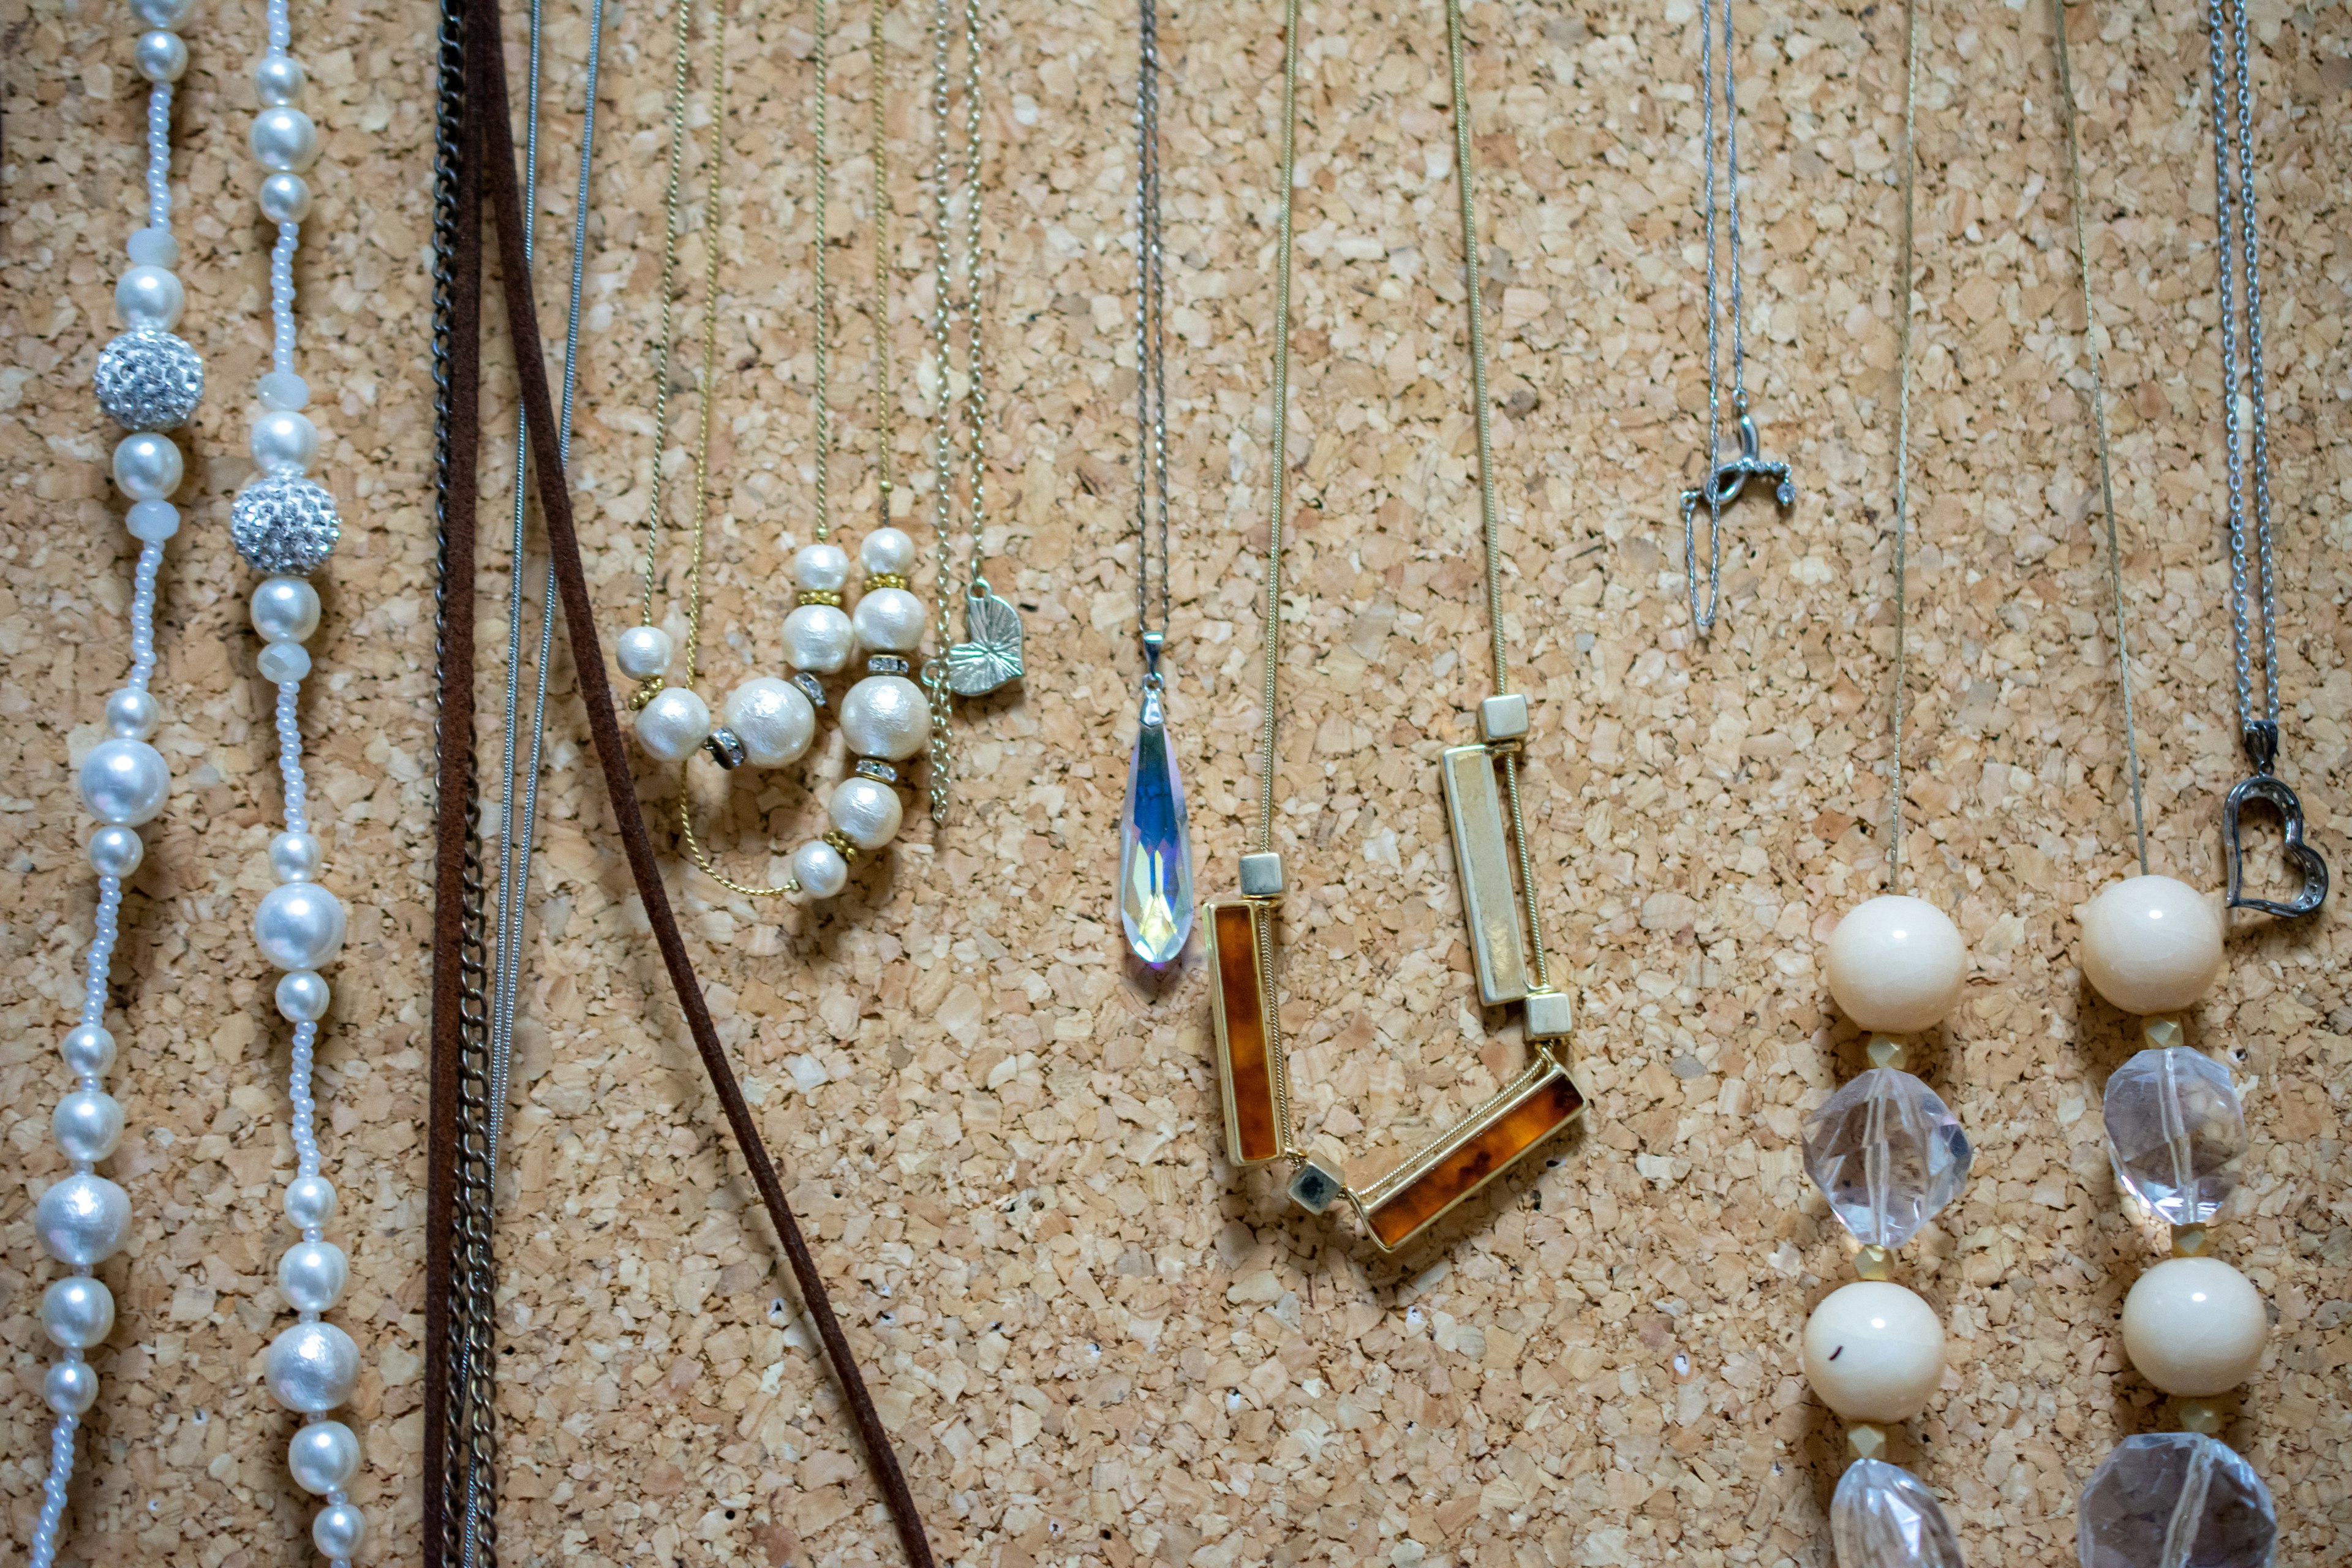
(2102, 1047), (2247, 1228)
(1803, 1068), (1972, 1249)
(1831, 1460), (1964, 1568)
(2078, 1433), (2277, 1568)
(1118, 682), (1193, 964)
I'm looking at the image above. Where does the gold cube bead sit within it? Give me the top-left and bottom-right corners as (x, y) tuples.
(1478, 693), (1530, 744)
(1238, 851), (1286, 899)
(1525, 989), (1575, 1041)
(2171, 1224), (2210, 1257)
(2143, 1016), (2186, 1051)
(1865, 1035), (1909, 1071)
(1855, 1245), (1895, 1281)
(2178, 1398), (2224, 1436)
(1846, 1422), (1890, 1461)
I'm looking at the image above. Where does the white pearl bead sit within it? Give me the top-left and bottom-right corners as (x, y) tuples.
(828, 776), (903, 853)
(312, 1501), (367, 1558)
(2122, 1255), (2267, 1396)
(1823, 895), (1966, 1035)
(112, 432), (183, 500)
(259, 369), (311, 410)
(852, 585), (927, 655)
(723, 677), (816, 767)
(633, 686), (712, 764)
(793, 839), (850, 899)
(79, 737), (170, 825)
(287, 1420), (362, 1494)
(254, 881), (347, 970)
(116, 264), (183, 330)
(858, 526), (918, 579)
(270, 831), (323, 882)
(254, 52), (307, 106)
(793, 541), (852, 595)
(781, 603), (855, 675)
(258, 172), (314, 224)
(126, 499), (179, 541)
(265, 1319), (360, 1412)
(53, 1089), (124, 1162)
(45, 1359), (100, 1416)
(614, 625), (674, 680)
(277, 970), (332, 1022)
(42, 1277), (115, 1351)
(61, 1024), (117, 1077)
(128, 0), (194, 26)
(135, 28), (188, 82)
(36, 1173), (131, 1266)
(258, 642), (312, 683)
(285, 1174), (337, 1229)
(88, 826), (145, 880)
(250, 106), (321, 173)
(278, 1240), (349, 1312)
(105, 687), (160, 740)
(126, 227), (179, 268)
(1800, 1281), (1946, 1423)
(2079, 875), (2225, 1017)
(251, 409), (320, 473)
(252, 576), (322, 644)
(838, 674), (931, 762)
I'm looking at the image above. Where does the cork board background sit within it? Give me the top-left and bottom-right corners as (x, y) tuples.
(6, 0), (2351, 1563)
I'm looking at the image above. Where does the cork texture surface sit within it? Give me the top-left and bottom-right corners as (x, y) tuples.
(4, 0), (2350, 1564)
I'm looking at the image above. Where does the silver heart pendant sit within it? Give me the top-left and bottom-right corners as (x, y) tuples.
(946, 589), (1023, 697)
(2223, 772), (2328, 918)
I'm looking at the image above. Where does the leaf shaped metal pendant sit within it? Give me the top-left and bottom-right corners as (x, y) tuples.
(947, 590), (1024, 696)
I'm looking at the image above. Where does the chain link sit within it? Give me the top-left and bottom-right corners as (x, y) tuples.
(1888, 0), (1921, 896)
(1686, 0), (1747, 633)
(1133, 0), (1170, 663)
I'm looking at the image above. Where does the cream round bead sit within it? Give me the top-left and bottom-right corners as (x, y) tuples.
(781, 603), (854, 675)
(839, 674), (930, 761)
(858, 526), (918, 579)
(2079, 875), (2224, 1017)
(793, 541), (852, 595)
(852, 586), (927, 654)
(793, 839), (850, 900)
(1823, 894), (1966, 1035)
(723, 677), (815, 768)
(633, 686), (712, 764)
(614, 625), (674, 682)
(2120, 1256), (2266, 1397)
(1800, 1281), (1946, 1423)
(827, 776), (904, 853)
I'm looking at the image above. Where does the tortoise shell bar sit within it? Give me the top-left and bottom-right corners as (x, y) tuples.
(1208, 901), (1283, 1165)
(1359, 1061), (1583, 1250)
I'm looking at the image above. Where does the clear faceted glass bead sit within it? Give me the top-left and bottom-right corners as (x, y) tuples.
(2078, 1433), (2276, 1568)
(1118, 683), (1193, 965)
(1832, 1458), (1964, 1568)
(1803, 1067), (1972, 1249)
(2101, 1047), (2246, 1227)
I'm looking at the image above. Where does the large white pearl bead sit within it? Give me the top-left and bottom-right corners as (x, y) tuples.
(285, 1174), (337, 1229)
(794, 541), (852, 595)
(858, 526), (918, 579)
(36, 1173), (131, 1266)
(2121, 1255), (2267, 1396)
(633, 686), (712, 763)
(270, 831), (323, 882)
(288, 1420), (362, 1494)
(135, 28), (187, 82)
(781, 603), (854, 675)
(254, 881), (347, 970)
(265, 1320), (360, 1412)
(252, 576), (322, 644)
(88, 826), (145, 879)
(112, 432), (183, 499)
(828, 776), (903, 853)
(53, 1089), (124, 1162)
(105, 687), (160, 740)
(251, 409), (320, 473)
(614, 625), (674, 681)
(852, 586), (927, 655)
(45, 1359), (100, 1416)
(723, 677), (815, 768)
(250, 106), (321, 173)
(79, 737), (170, 825)
(60, 1024), (117, 1076)
(1823, 894), (1966, 1034)
(2079, 875), (2224, 1017)
(277, 970), (332, 1023)
(278, 1240), (349, 1312)
(42, 1277), (115, 1351)
(793, 839), (850, 900)
(1800, 1281), (1946, 1423)
(839, 674), (930, 761)
(258, 172), (313, 224)
(116, 265), (183, 330)
(254, 53), (307, 106)
(313, 1502), (367, 1558)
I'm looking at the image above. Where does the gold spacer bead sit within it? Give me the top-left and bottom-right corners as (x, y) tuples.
(865, 572), (910, 591)
(2177, 1398), (2224, 1436)
(2143, 1015), (2186, 1052)
(1865, 1035), (1909, 1071)
(1855, 1245), (1896, 1281)
(822, 830), (862, 864)
(797, 589), (844, 608)
(2170, 1224), (2210, 1257)
(1846, 1422), (1890, 1461)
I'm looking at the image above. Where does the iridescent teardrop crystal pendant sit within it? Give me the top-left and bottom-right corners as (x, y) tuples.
(1118, 634), (1191, 964)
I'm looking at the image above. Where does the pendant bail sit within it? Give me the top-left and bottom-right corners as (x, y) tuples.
(2240, 719), (2278, 777)
(1140, 627), (1164, 687)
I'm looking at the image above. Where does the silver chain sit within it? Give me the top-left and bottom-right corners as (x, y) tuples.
(1133, 0), (1170, 682)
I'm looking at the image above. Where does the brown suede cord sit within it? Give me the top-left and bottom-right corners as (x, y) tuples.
(423, 5), (938, 1563)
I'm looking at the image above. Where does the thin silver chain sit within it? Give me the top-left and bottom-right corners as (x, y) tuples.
(1688, 0), (1747, 633)
(1133, 0), (1170, 674)
(922, 0), (984, 824)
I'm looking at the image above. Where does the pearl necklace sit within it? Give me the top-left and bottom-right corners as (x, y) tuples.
(28, 1), (202, 1561)
(225, 0), (371, 1558)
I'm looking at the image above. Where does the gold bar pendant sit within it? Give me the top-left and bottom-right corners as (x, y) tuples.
(1207, 901), (1284, 1166)
(1440, 744), (1530, 1006)
(1355, 1061), (1583, 1251)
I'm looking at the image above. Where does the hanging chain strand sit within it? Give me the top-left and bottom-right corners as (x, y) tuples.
(2052, 0), (2149, 875)
(630, 0), (705, 660)
(1888, 0), (1921, 897)
(812, 0), (834, 544)
(872, 0), (894, 507)
(1253, 0), (1302, 858)
(676, 15), (731, 688)
(1134, 0), (1170, 666)
(919, 0), (979, 826)
(1686, 0), (1746, 633)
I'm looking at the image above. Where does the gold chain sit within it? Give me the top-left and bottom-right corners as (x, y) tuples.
(872, 0), (894, 505)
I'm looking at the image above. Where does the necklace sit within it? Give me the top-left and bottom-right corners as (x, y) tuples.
(1115, 0), (1191, 967)
(1207, 0), (1580, 1253)
(29, 2), (202, 1558)
(620, 0), (932, 901)
(1679, 0), (1792, 636)
(1796, 3), (1971, 1555)
(2060, 7), (2278, 1558)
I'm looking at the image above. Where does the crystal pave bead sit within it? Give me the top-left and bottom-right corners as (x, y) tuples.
(2078, 1433), (2277, 1568)
(1803, 1068), (1972, 1250)
(2102, 1047), (2247, 1227)
(1118, 680), (1193, 964)
(1831, 1460), (1964, 1568)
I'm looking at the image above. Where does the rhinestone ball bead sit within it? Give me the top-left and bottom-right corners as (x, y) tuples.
(94, 329), (205, 432)
(231, 473), (342, 576)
